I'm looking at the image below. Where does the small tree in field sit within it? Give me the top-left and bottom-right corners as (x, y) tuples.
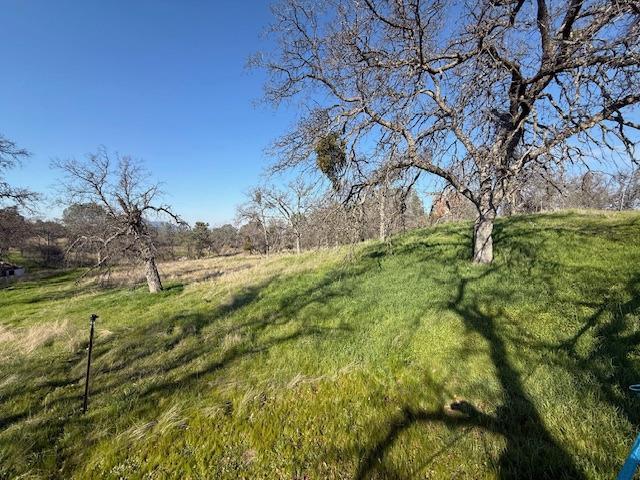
(259, 0), (640, 263)
(54, 148), (184, 293)
(236, 188), (273, 256)
(191, 221), (211, 258)
(263, 177), (318, 254)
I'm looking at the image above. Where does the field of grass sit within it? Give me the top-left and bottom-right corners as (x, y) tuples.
(1, 211), (639, 479)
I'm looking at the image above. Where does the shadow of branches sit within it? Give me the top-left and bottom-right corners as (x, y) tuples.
(354, 215), (640, 479)
(355, 266), (584, 479)
(0, 254), (379, 477)
(2, 213), (639, 478)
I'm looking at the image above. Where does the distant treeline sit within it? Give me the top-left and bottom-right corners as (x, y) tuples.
(1, 166), (637, 270)
(430, 169), (640, 223)
(0, 184), (427, 267)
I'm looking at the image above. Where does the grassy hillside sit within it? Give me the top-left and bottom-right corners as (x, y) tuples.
(1, 211), (639, 479)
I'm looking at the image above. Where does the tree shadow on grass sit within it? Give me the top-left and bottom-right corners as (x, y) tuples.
(355, 214), (640, 479)
(354, 215), (626, 479)
(355, 266), (585, 479)
(0, 255), (377, 478)
(493, 215), (640, 428)
(3, 215), (638, 478)
(133, 262), (362, 401)
(448, 271), (584, 479)
(514, 273), (640, 428)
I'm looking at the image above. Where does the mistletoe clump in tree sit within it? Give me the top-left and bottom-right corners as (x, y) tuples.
(315, 133), (347, 190)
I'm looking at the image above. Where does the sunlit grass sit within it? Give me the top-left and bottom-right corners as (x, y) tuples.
(1, 210), (639, 479)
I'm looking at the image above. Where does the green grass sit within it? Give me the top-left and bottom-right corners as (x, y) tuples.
(1, 211), (639, 479)
(2, 249), (48, 271)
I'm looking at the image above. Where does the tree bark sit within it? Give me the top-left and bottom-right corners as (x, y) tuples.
(295, 231), (301, 254)
(379, 188), (387, 241)
(261, 217), (270, 257)
(357, 205), (366, 242)
(145, 256), (163, 293)
(502, 187), (517, 216)
(472, 208), (496, 264)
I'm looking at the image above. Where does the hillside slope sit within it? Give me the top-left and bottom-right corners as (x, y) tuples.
(1, 211), (639, 479)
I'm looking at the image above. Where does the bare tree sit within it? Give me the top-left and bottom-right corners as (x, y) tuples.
(304, 193), (356, 247)
(612, 164), (640, 210)
(259, 0), (640, 263)
(0, 135), (39, 209)
(54, 148), (184, 292)
(263, 177), (318, 254)
(236, 187), (273, 256)
(374, 154), (423, 240)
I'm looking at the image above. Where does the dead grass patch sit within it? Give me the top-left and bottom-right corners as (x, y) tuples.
(0, 320), (77, 358)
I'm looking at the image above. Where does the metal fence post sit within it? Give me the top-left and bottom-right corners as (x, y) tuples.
(82, 313), (98, 414)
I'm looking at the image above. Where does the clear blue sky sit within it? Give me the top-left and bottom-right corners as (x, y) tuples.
(1, 0), (294, 225)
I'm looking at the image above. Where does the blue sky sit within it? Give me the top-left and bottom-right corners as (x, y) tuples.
(1, 0), (294, 225)
(3, 1), (636, 226)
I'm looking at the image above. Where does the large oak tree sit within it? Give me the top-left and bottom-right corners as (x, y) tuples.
(259, 0), (640, 263)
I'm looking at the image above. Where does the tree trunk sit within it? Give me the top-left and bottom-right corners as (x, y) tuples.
(618, 176), (629, 211)
(379, 189), (387, 241)
(502, 189), (516, 216)
(295, 232), (301, 254)
(145, 257), (163, 293)
(357, 206), (366, 242)
(261, 218), (270, 257)
(472, 208), (496, 264)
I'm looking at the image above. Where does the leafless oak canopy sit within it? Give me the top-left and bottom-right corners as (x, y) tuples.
(259, 0), (640, 263)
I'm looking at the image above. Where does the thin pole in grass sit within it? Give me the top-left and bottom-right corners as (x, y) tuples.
(82, 313), (98, 414)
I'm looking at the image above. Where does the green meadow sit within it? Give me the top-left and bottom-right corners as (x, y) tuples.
(1, 211), (639, 479)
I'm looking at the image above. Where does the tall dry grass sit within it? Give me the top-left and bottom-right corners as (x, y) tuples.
(0, 320), (79, 360)
(87, 247), (351, 293)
